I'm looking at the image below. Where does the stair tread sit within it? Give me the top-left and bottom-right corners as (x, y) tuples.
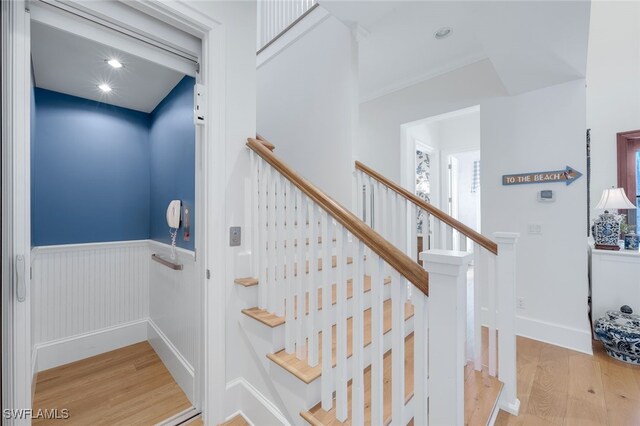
(300, 335), (503, 426)
(234, 277), (259, 287)
(267, 298), (414, 384)
(241, 275), (392, 328)
(300, 333), (415, 426)
(233, 255), (353, 289)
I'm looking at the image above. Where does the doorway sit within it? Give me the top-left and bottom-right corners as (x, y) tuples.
(2, 1), (226, 423)
(401, 105), (481, 253)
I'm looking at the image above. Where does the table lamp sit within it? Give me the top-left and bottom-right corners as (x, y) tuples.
(593, 187), (636, 250)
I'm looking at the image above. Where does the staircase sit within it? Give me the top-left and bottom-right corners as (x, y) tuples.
(234, 137), (520, 425)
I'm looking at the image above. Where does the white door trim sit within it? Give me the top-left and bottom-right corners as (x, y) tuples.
(2, 1), (32, 421)
(3, 1), (228, 424)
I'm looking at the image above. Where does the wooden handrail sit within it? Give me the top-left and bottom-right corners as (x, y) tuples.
(355, 160), (498, 256)
(256, 134), (275, 151)
(247, 138), (429, 295)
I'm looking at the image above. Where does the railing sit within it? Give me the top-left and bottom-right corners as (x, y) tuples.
(248, 138), (432, 423)
(354, 160), (521, 418)
(257, 0), (318, 52)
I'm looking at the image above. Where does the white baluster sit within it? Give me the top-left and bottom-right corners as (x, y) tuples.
(365, 176), (372, 228)
(413, 290), (429, 426)
(320, 211), (333, 410)
(295, 192), (306, 360)
(495, 232), (520, 415)
(422, 249), (472, 426)
(268, 163), (278, 313)
(488, 252), (497, 376)
(251, 151), (259, 281)
(307, 203), (318, 366)
(356, 170), (364, 222)
(275, 174), (286, 317)
(352, 240), (365, 425)
(410, 202), (418, 262)
(284, 180), (295, 353)
(391, 273), (407, 425)
(371, 255), (384, 425)
(472, 243), (482, 371)
(335, 226), (348, 421)
(258, 160), (268, 309)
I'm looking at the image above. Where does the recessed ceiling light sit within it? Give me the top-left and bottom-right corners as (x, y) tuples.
(106, 59), (123, 69)
(434, 27), (452, 40)
(98, 83), (112, 93)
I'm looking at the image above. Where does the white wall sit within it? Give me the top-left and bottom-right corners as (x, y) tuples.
(257, 10), (359, 206)
(359, 60), (592, 353)
(482, 80), (590, 353)
(587, 1), (640, 214)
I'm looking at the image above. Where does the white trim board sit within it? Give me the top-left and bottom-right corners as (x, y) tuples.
(257, 5), (330, 69)
(480, 307), (593, 355)
(225, 378), (289, 426)
(34, 319), (148, 372)
(148, 318), (196, 404)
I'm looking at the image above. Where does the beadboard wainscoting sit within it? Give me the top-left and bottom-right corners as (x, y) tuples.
(30, 240), (200, 405)
(148, 240), (199, 404)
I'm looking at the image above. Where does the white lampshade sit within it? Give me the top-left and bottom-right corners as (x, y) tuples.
(596, 188), (636, 210)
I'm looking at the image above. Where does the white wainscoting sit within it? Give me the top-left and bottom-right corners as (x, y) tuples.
(148, 240), (200, 386)
(30, 239), (200, 407)
(31, 240), (150, 346)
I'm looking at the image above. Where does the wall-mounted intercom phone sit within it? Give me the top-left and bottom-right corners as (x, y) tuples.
(167, 200), (181, 259)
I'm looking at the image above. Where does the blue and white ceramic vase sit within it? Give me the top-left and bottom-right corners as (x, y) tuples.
(625, 232), (640, 250)
(593, 212), (623, 247)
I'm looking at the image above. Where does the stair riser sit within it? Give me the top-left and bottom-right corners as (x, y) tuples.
(268, 315), (415, 414)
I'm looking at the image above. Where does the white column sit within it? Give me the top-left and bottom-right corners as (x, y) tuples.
(421, 249), (473, 426)
(494, 232), (520, 416)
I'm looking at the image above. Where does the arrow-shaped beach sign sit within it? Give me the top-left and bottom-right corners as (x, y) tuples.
(502, 166), (583, 186)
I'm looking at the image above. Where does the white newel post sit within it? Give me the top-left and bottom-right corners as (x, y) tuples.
(421, 249), (473, 426)
(494, 232), (520, 416)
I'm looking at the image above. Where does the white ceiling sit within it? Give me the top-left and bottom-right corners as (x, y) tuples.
(31, 21), (186, 113)
(322, 1), (590, 101)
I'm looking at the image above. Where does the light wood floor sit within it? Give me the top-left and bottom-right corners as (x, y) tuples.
(33, 341), (192, 425)
(496, 336), (640, 426)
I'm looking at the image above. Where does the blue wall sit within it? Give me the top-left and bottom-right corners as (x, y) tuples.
(149, 76), (196, 250)
(31, 78), (195, 248)
(32, 89), (151, 246)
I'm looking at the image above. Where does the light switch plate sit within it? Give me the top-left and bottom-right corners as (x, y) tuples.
(528, 223), (542, 235)
(230, 226), (241, 247)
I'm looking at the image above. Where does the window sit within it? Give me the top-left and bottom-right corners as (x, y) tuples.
(616, 130), (640, 227)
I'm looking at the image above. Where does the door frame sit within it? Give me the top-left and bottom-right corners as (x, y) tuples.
(2, 1), (228, 423)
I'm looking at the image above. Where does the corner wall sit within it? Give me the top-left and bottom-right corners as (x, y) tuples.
(359, 60), (591, 353)
(149, 76), (196, 250)
(257, 10), (359, 206)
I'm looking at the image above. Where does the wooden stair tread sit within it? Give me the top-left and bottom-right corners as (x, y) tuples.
(234, 277), (258, 287)
(234, 255), (354, 289)
(300, 335), (504, 426)
(300, 333), (415, 426)
(219, 413), (249, 426)
(241, 275), (392, 328)
(267, 298), (414, 384)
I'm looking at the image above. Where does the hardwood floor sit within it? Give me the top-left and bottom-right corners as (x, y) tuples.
(496, 336), (640, 426)
(33, 341), (192, 425)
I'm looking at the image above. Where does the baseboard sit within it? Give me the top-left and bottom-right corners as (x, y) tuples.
(480, 308), (593, 354)
(515, 315), (593, 355)
(226, 378), (288, 426)
(147, 318), (195, 405)
(35, 319), (147, 372)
